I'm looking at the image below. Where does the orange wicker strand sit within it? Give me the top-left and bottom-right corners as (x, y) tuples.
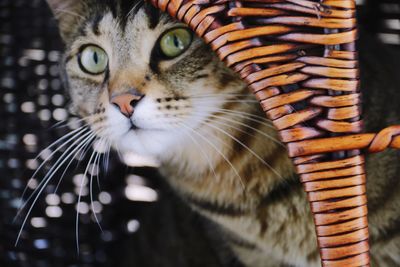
(147, 0), (400, 266)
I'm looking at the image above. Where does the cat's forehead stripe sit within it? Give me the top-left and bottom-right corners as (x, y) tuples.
(92, 15), (103, 36)
(80, 1), (162, 37)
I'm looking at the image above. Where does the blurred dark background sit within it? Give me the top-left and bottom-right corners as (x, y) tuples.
(0, 0), (399, 267)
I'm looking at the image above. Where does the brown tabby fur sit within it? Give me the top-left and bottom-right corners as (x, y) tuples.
(46, 0), (400, 266)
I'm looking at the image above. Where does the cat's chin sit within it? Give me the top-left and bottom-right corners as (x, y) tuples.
(113, 128), (181, 163)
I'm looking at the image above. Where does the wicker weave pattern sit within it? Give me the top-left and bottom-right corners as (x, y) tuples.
(147, 0), (400, 266)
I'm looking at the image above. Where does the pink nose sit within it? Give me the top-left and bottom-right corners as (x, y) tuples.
(111, 94), (143, 117)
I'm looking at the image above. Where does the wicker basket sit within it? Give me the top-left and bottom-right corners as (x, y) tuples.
(147, 0), (400, 266)
(2, 0), (399, 266)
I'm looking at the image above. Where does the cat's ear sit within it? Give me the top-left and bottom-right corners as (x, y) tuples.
(46, 0), (85, 41)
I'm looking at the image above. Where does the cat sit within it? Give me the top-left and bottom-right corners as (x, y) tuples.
(44, 0), (400, 266)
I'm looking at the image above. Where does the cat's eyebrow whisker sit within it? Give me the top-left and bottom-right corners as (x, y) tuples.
(54, 8), (85, 19)
(180, 122), (246, 190)
(17, 126), (90, 211)
(176, 126), (219, 182)
(15, 131), (97, 246)
(125, 0), (143, 19)
(195, 118), (284, 181)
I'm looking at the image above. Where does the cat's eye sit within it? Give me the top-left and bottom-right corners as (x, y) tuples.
(159, 28), (192, 58)
(78, 45), (108, 75)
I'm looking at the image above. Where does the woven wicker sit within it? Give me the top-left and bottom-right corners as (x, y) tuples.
(147, 0), (400, 266)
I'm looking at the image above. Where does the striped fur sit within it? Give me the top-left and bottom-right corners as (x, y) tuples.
(47, 1), (400, 266)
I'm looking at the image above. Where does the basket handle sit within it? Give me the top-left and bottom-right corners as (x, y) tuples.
(288, 125), (400, 157)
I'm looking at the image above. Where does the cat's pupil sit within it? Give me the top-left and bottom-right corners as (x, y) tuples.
(93, 51), (98, 64)
(173, 35), (179, 48)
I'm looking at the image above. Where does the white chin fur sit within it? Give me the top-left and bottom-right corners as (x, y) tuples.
(115, 129), (184, 161)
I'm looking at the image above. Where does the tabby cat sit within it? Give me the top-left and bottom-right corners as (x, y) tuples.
(45, 0), (400, 266)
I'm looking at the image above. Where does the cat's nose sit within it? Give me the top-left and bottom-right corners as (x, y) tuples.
(111, 93), (144, 117)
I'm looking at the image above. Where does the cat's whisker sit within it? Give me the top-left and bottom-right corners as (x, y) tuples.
(196, 99), (259, 104)
(15, 131), (97, 246)
(16, 127), (90, 217)
(189, 111), (284, 148)
(103, 141), (112, 174)
(77, 129), (103, 161)
(191, 105), (272, 124)
(197, 102), (298, 132)
(17, 132), (92, 216)
(50, 116), (90, 130)
(190, 105), (275, 129)
(32, 125), (88, 162)
(113, 142), (125, 163)
(53, 8), (85, 19)
(53, 128), (107, 194)
(125, 0), (144, 19)
(90, 142), (104, 232)
(15, 130), (96, 221)
(177, 125), (219, 181)
(187, 92), (254, 98)
(189, 91), (258, 109)
(49, 113), (94, 129)
(190, 112), (258, 138)
(49, 118), (70, 130)
(180, 122), (246, 190)
(76, 144), (100, 254)
(53, 147), (84, 195)
(196, 119), (284, 180)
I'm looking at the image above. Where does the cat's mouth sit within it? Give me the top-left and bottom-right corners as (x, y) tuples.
(129, 121), (140, 131)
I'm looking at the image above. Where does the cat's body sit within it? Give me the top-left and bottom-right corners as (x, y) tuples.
(45, 0), (400, 266)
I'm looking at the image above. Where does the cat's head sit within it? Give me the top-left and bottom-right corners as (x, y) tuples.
(47, 0), (250, 166)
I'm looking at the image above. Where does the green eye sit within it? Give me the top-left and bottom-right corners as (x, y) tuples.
(159, 28), (192, 58)
(78, 45), (108, 75)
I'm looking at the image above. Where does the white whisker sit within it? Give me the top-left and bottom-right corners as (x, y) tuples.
(191, 105), (273, 127)
(90, 143), (103, 231)
(15, 131), (97, 246)
(53, 8), (85, 20)
(180, 122), (245, 190)
(200, 121), (283, 180)
(53, 130), (104, 194)
(75, 143), (99, 254)
(190, 111), (284, 148)
(16, 127), (91, 218)
(177, 126), (219, 181)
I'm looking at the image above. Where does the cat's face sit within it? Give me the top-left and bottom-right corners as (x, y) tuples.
(49, 0), (246, 163)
